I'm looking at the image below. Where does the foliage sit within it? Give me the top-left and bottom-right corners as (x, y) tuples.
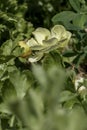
(0, 0), (87, 130)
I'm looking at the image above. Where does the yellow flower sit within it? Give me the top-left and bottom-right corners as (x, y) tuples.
(27, 25), (71, 48)
(20, 25), (71, 62)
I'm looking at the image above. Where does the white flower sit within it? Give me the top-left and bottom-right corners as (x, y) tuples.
(74, 77), (87, 100)
(78, 85), (86, 93)
(78, 85), (87, 100)
(74, 77), (84, 90)
(26, 25), (71, 62)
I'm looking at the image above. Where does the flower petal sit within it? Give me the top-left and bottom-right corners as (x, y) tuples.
(42, 39), (68, 52)
(41, 38), (58, 52)
(65, 31), (71, 40)
(28, 53), (43, 62)
(58, 31), (71, 47)
(32, 27), (50, 45)
(51, 25), (66, 40)
(26, 38), (44, 50)
(26, 38), (38, 47)
(43, 38), (58, 46)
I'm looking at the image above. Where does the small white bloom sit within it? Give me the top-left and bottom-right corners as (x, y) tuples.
(74, 77), (84, 90)
(78, 86), (87, 100)
(85, 28), (87, 32)
(78, 85), (86, 93)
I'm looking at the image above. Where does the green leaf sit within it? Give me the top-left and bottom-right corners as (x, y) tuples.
(63, 49), (77, 57)
(73, 53), (86, 67)
(52, 11), (76, 24)
(69, 0), (81, 12)
(0, 64), (7, 79)
(26, 88), (43, 118)
(9, 69), (33, 99)
(1, 40), (12, 55)
(42, 51), (63, 70)
(64, 98), (80, 109)
(73, 14), (87, 29)
(63, 21), (81, 30)
(52, 11), (82, 30)
(59, 90), (77, 102)
(0, 103), (11, 114)
(1, 79), (17, 103)
(0, 55), (15, 64)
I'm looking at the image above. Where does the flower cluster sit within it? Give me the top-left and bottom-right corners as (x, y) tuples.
(74, 76), (87, 100)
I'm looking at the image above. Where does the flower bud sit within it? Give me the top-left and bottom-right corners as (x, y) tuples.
(19, 41), (31, 57)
